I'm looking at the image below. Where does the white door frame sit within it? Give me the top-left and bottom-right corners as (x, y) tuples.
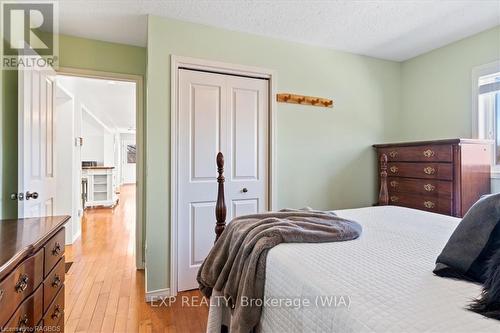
(56, 67), (145, 270)
(170, 55), (278, 295)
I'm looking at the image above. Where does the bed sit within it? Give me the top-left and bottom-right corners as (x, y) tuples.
(206, 153), (499, 332)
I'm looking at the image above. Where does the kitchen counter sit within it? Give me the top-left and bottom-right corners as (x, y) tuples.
(82, 166), (115, 170)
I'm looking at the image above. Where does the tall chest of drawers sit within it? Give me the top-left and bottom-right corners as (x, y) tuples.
(0, 216), (68, 332)
(373, 139), (492, 217)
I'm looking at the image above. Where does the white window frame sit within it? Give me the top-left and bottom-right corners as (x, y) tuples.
(472, 60), (500, 178)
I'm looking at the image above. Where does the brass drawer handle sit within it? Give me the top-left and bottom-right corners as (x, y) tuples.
(390, 195), (399, 202)
(389, 151), (398, 158)
(18, 314), (29, 331)
(15, 274), (29, 293)
(390, 166), (399, 173)
(423, 149), (435, 158)
(424, 201), (436, 209)
(390, 180), (398, 188)
(51, 304), (63, 320)
(52, 275), (62, 288)
(423, 166), (435, 175)
(423, 184), (435, 192)
(52, 242), (62, 256)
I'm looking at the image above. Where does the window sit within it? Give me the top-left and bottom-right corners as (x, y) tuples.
(474, 61), (500, 174)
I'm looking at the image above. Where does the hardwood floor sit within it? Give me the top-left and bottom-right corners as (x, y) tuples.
(65, 185), (208, 332)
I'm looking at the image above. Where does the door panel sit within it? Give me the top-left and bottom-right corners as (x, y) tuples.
(178, 70), (225, 291)
(19, 57), (57, 218)
(177, 69), (269, 291)
(232, 199), (259, 217)
(232, 88), (258, 179)
(190, 201), (217, 265)
(226, 76), (268, 221)
(191, 84), (221, 181)
(45, 78), (54, 177)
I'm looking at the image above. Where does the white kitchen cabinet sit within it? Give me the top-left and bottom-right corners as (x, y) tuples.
(82, 167), (118, 208)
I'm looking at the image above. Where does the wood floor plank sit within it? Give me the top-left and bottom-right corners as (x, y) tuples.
(65, 185), (208, 332)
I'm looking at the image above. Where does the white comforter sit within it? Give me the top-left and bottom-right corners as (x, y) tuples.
(208, 206), (500, 332)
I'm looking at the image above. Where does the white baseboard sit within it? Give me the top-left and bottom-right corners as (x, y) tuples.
(72, 228), (81, 244)
(145, 288), (171, 302)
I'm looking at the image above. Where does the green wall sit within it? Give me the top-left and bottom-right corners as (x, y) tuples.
(58, 35), (147, 75)
(146, 16), (402, 292)
(0, 35), (146, 219)
(400, 26), (500, 191)
(400, 26), (500, 139)
(1, 69), (18, 218)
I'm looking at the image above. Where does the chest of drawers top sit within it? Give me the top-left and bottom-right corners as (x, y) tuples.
(373, 138), (490, 159)
(0, 216), (69, 282)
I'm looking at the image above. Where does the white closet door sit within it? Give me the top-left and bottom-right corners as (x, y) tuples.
(177, 69), (268, 291)
(225, 75), (268, 220)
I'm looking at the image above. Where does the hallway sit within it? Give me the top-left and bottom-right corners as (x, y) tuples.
(64, 185), (208, 332)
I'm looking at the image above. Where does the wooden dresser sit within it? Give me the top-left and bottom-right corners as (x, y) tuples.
(0, 216), (68, 332)
(373, 139), (492, 217)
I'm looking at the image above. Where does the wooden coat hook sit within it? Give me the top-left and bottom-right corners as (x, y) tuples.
(276, 93), (333, 108)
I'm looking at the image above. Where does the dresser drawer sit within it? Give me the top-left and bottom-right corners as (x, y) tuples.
(0, 249), (43, 328)
(386, 162), (453, 180)
(387, 177), (452, 198)
(44, 228), (65, 277)
(43, 257), (65, 312)
(388, 193), (452, 215)
(380, 145), (453, 162)
(2, 285), (43, 332)
(43, 286), (64, 331)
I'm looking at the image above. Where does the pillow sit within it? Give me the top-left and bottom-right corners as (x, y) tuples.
(469, 247), (500, 320)
(433, 193), (500, 283)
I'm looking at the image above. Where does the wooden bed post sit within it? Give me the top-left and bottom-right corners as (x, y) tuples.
(378, 153), (389, 206)
(215, 152), (227, 242)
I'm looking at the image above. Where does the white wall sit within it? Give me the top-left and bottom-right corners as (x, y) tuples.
(81, 108), (114, 165)
(54, 84), (80, 245)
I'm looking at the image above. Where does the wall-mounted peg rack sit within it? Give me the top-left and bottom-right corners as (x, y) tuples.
(276, 93), (333, 108)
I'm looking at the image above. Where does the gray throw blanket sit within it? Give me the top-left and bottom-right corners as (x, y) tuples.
(197, 209), (362, 333)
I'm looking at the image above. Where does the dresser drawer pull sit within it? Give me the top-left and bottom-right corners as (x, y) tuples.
(390, 180), (398, 187)
(423, 184), (435, 192)
(390, 166), (399, 173)
(18, 314), (29, 332)
(390, 196), (399, 202)
(422, 149), (435, 158)
(15, 274), (29, 293)
(389, 151), (398, 158)
(424, 201), (436, 209)
(51, 304), (63, 320)
(423, 166), (435, 175)
(52, 275), (62, 288)
(52, 242), (62, 256)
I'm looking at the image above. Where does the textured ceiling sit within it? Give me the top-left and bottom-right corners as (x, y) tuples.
(56, 0), (500, 61)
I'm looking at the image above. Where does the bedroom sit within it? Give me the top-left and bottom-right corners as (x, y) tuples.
(0, 0), (499, 332)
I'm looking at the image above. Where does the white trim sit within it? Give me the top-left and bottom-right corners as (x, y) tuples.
(56, 67), (145, 272)
(471, 60), (500, 139)
(170, 55), (278, 296)
(145, 288), (171, 302)
(71, 226), (81, 244)
(491, 170), (500, 179)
